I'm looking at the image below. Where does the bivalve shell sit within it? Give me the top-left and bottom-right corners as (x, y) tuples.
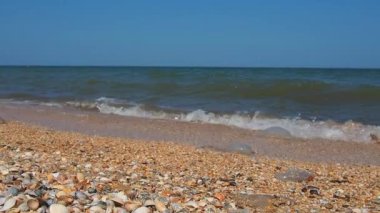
(133, 206), (151, 213)
(89, 205), (106, 213)
(49, 203), (69, 213)
(0, 197), (17, 212)
(27, 198), (40, 210)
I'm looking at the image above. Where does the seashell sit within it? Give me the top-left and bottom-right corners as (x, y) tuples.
(27, 198), (40, 210)
(133, 206), (151, 213)
(124, 201), (141, 212)
(198, 200), (207, 207)
(90, 200), (107, 209)
(114, 207), (128, 213)
(109, 192), (128, 206)
(155, 197), (169, 205)
(74, 191), (88, 200)
(170, 203), (183, 212)
(76, 173), (85, 182)
(0, 197), (17, 211)
(56, 191), (68, 199)
(99, 177), (112, 183)
(49, 203), (69, 213)
(88, 187), (97, 194)
(214, 192), (225, 201)
(143, 199), (155, 207)
(18, 202), (30, 212)
(89, 206), (106, 213)
(36, 206), (47, 213)
(7, 187), (19, 196)
(204, 205), (218, 213)
(72, 207), (82, 213)
(0, 168), (9, 175)
(184, 201), (199, 209)
(0, 196), (6, 205)
(154, 199), (167, 212)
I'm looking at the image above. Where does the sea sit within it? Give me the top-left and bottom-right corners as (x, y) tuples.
(1, 66), (379, 143)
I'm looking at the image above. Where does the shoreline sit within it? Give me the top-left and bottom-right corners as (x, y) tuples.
(0, 121), (379, 212)
(1, 103), (380, 165)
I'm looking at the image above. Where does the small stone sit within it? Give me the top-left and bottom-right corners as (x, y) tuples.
(275, 168), (314, 182)
(0, 116), (6, 124)
(227, 143), (255, 155)
(88, 187), (97, 194)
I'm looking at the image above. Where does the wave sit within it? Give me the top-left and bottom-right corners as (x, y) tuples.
(2, 97), (379, 143)
(90, 98), (380, 143)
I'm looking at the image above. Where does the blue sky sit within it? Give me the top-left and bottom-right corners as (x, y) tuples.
(0, 1), (379, 68)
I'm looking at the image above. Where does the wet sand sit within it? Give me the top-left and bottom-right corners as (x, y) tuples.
(0, 103), (380, 165)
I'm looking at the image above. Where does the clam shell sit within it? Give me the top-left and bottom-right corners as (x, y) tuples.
(49, 203), (69, 213)
(0, 196), (6, 205)
(19, 202), (30, 212)
(133, 207), (151, 213)
(0, 197), (17, 212)
(89, 205), (106, 213)
(124, 201), (141, 212)
(56, 191), (67, 199)
(27, 198), (40, 210)
(143, 199), (155, 207)
(114, 207), (128, 213)
(154, 199), (167, 212)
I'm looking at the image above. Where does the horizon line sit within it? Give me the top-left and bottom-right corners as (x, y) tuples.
(0, 64), (379, 70)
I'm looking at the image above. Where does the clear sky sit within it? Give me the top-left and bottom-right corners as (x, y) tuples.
(1, 1), (379, 68)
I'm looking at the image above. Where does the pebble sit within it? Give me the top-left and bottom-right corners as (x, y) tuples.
(275, 168), (314, 182)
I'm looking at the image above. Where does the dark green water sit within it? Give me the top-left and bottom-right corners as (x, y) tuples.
(1, 66), (379, 142)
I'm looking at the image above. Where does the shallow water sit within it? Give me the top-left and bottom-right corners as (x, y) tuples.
(1, 66), (380, 142)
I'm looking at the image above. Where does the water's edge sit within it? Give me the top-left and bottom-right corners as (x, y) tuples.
(1, 103), (380, 165)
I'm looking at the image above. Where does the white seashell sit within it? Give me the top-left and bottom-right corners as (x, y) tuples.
(114, 207), (128, 213)
(49, 203), (69, 213)
(18, 202), (30, 212)
(0, 197), (16, 211)
(0, 196), (6, 205)
(37, 206), (47, 213)
(143, 200), (155, 207)
(133, 206), (151, 213)
(89, 205), (106, 213)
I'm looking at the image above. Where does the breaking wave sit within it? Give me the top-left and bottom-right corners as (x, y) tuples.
(90, 98), (380, 143)
(2, 97), (380, 143)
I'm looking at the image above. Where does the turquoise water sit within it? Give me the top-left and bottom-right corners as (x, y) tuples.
(1, 66), (380, 142)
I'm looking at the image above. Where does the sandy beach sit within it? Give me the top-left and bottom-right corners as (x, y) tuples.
(1, 107), (380, 212)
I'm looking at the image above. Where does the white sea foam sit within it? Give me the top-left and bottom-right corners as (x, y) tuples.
(2, 98), (379, 143)
(96, 103), (380, 143)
